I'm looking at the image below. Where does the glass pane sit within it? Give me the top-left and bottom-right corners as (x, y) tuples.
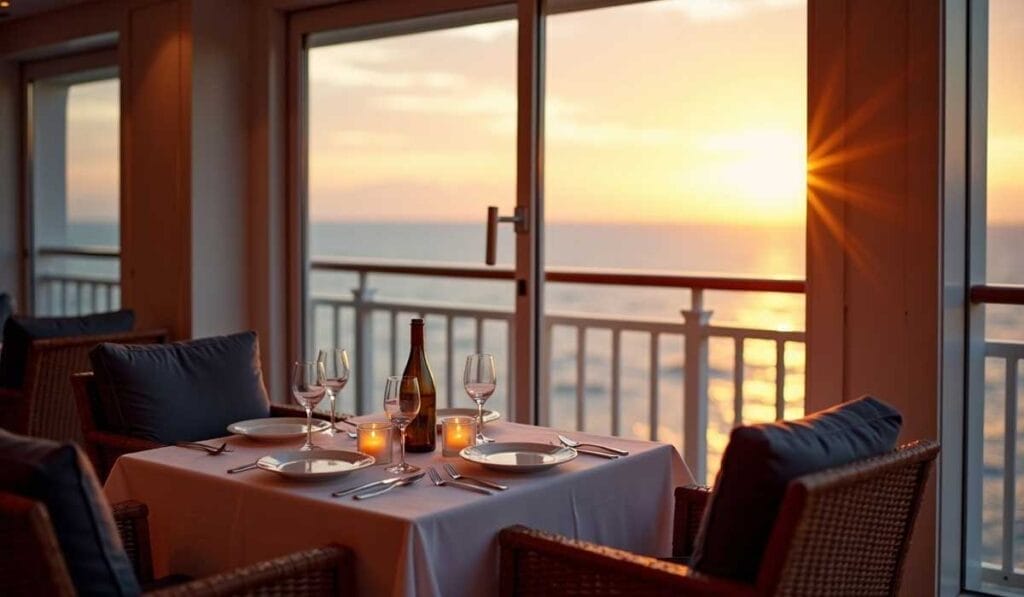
(306, 14), (516, 416)
(67, 79), (120, 247)
(542, 0), (806, 481)
(975, 2), (1024, 592)
(32, 75), (120, 316)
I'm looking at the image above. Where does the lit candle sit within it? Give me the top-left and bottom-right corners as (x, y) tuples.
(357, 422), (393, 465)
(442, 416), (477, 457)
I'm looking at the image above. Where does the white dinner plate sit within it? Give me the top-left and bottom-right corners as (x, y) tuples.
(460, 442), (577, 473)
(227, 417), (331, 441)
(256, 450), (375, 481)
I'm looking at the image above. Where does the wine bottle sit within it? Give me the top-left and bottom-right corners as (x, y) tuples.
(403, 318), (437, 452)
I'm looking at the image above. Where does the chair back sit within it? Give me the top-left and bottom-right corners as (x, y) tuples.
(756, 440), (939, 596)
(9, 329), (167, 442)
(0, 491), (76, 596)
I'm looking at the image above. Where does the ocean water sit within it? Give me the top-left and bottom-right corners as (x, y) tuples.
(59, 219), (1024, 569)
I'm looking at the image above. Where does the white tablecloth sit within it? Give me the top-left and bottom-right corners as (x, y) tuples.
(104, 421), (690, 597)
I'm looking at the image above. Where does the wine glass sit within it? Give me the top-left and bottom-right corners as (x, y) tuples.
(291, 361), (327, 451)
(463, 354), (496, 443)
(317, 348), (350, 435)
(383, 375), (420, 474)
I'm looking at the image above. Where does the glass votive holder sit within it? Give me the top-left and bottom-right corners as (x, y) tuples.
(442, 416), (477, 457)
(357, 422), (393, 465)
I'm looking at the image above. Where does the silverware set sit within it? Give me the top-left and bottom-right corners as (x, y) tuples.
(330, 464), (508, 500)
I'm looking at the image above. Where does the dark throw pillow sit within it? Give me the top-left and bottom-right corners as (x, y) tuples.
(691, 395), (903, 583)
(0, 309), (135, 389)
(89, 331), (271, 443)
(0, 430), (140, 596)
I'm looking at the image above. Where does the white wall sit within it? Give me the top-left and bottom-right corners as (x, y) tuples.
(190, 0), (251, 338)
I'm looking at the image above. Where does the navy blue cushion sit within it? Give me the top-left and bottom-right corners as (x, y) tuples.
(0, 430), (140, 596)
(89, 331), (271, 443)
(691, 396), (903, 583)
(0, 310), (135, 389)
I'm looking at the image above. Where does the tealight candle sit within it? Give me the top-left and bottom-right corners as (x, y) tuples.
(357, 422), (393, 465)
(442, 416), (477, 457)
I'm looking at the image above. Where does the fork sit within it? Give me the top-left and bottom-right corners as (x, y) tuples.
(442, 463), (507, 491)
(426, 467), (492, 495)
(175, 441), (232, 455)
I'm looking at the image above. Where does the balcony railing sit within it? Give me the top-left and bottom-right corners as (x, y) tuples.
(33, 245), (121, 315)
(309, 257), (806, 484)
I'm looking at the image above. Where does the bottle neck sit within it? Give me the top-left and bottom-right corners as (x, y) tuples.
(410, 324), (424, 347)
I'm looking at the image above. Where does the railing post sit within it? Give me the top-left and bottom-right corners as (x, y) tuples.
(352, 272), (377, 415)
(682, 289), (713, 485)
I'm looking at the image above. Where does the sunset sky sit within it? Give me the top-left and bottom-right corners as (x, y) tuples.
(64, 0), (1023, 226)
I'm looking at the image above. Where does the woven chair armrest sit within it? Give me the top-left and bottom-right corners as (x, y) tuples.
(673, 484), (713, 558)
(112, 501), (154, 583)
(87, 430), (164, 453)
(270, 404), (332, 421)
(499, 526), (752, 597)
(145, 545), (354, 596)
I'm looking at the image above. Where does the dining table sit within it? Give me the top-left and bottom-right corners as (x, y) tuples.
(103, 417), (692, 597)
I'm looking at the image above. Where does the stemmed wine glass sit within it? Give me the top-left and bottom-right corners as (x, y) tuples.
(292, 362), (327, 451)
(383, 375), (421, 474)
(464, 354), (496, 443)
(317, 348), (350, 436)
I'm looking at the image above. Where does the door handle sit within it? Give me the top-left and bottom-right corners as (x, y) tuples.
(485, 206), (528, 266)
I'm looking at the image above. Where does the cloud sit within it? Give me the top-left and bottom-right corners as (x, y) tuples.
(311, 63), (466, 90)
(651, 0), (803, 22)
(377, 87), (514, 116)
(375, 88), (679, 147)
(438, 20), (516, 42)
(324, 130), (410, 149)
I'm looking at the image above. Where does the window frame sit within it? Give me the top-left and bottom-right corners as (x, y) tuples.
(20, 47), (119, 315)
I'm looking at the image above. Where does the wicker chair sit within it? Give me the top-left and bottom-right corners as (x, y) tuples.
(0, 491), (353, 596)
(71, 371), (331, 479)
(499, 440), (939, 597)
(0, 329), (167, 442)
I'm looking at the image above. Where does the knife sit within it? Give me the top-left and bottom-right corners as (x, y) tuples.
(353, 476), (420, 500)
(332, 471), (425, 498)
